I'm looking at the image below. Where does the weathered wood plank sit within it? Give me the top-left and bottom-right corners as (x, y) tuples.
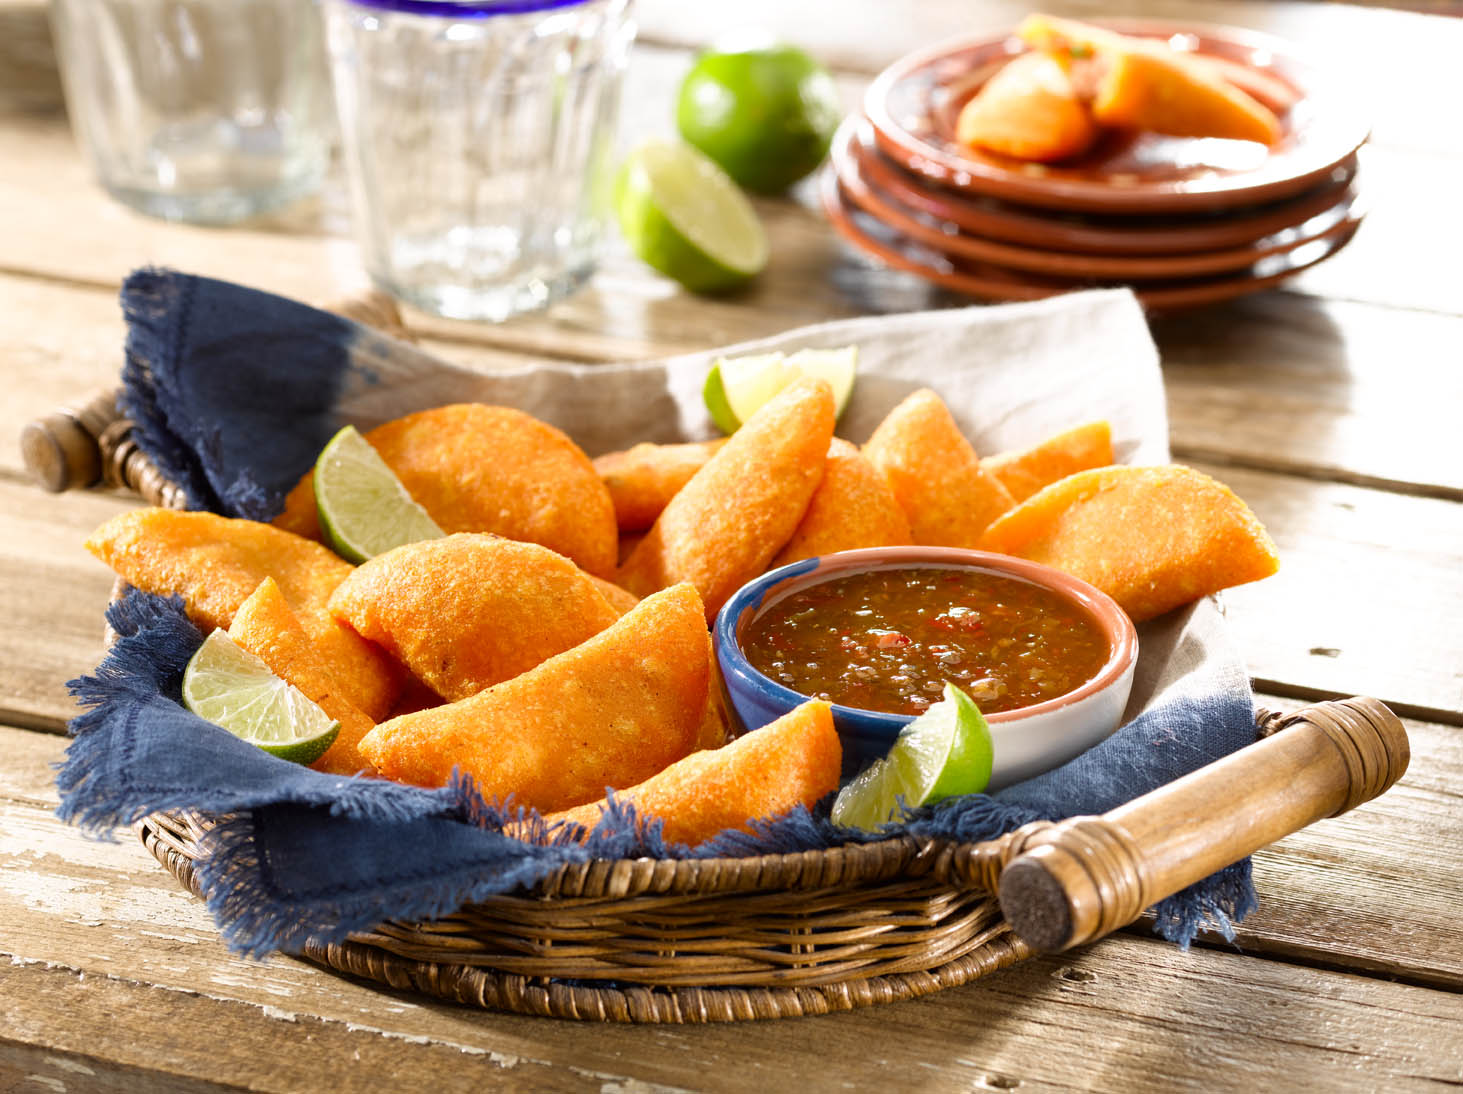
(1156, 293), (1463, 500)
(0, 0), (62, 114)
(1, 34), (1459, 333)
(0, 480), (132, 730)
(9, 672), (1459, 1000)
(0, 272), (554, 482)
(6, 0), (1456, 118)
(0, 111), (367, 303)
(0, 962), (615, 1094)
(1188, 463), (1463, 724)
(12, 940), (1463, 1094)
(1235, 697), (1463, 989)
(4, 724), (1462, 1093)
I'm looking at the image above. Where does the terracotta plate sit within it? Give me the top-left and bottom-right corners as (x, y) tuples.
(832, 121), (1365, 281)
(847, 118), (1358, 256)
(864, 20), (1369, 214)
(818, 169), (1363, 312)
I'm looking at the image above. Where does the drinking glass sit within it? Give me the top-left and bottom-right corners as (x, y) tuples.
(50, 0), (333, 224)
(323, 0), (635, 321)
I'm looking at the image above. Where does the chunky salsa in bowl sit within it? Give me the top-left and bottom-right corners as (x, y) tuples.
(714, 547), (1138, 787)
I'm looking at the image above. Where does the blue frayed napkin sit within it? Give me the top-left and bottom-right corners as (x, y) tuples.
(61, 269), (1258, 959)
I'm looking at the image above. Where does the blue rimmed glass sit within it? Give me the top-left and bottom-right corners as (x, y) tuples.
(324, 0), (635, 320)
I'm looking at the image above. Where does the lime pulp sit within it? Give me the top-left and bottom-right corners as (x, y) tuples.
(830, 684), (994, 831)
(181, 630), (341, 766)
(313, 424), (444, 565)
(703, 346), (857, 434)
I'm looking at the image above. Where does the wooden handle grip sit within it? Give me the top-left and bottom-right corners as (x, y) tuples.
(997, 697), (1409, 953)
(20, 388), (122, 492)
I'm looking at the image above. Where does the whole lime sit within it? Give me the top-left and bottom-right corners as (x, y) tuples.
(676, 43), (842, 194)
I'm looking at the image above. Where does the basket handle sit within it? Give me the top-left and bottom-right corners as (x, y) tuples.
(996, 696), (1409, 952)
(19, 289), (413, 497)
(21, 388), (124, 493)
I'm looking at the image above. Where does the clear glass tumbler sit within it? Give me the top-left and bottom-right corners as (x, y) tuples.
(324, 0), (634, 321)
(50, 0), (332, 224)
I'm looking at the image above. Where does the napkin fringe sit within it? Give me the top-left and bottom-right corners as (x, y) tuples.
(58, 593), (201, 833)
(60, 592), (1246, 949)
(60, 590), (474, 832)
(1151, 860), (1257, 949)
(192, 809), (557, 959)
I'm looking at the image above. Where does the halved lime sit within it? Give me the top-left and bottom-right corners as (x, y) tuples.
(181, 630), (340, 765)
(313, 424), (444, 565)
(613, 138), (769, 294)
(830, 684), (994, 831)
(703, 346), (857, 434)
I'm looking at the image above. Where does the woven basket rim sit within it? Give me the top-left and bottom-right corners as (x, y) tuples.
(142, 803), (1038, 904)
(138, 809), (1037, 1023)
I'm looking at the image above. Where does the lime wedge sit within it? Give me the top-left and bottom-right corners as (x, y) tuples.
(614, 138), (769, 294)
(182, 630), (340, 765)
(830, 684), (994, 831)
(703, 346), (857, 434)
(313, 424), (444, 565)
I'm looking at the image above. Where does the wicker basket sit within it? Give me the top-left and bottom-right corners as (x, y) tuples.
(28, 316), (1411, 1023)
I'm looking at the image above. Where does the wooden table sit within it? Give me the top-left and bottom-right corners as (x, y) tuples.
(4, 1), (1461, 1089)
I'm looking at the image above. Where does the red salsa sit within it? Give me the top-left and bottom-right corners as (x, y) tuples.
(742, 566), (1110, 716)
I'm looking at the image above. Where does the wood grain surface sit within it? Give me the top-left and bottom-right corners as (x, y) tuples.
(3, 0), (1461, 1088)
(3, 723), (1462, 1091)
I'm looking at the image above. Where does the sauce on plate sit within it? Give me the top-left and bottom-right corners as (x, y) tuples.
(742, 565), (1110, 716)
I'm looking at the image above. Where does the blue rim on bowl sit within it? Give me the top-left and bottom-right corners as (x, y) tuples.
(713, 546), (1139, 789)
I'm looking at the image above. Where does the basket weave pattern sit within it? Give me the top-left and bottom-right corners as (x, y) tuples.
(140, 810), (1048, 1021)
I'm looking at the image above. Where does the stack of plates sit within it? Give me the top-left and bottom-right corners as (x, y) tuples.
(824, 22), (1370, 310)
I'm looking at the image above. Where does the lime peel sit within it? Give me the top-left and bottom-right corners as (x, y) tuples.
(703, 345), (857, 434)
(614, 138), (768, 294)
(830, 683), (994, 831)
(675, 44), (841, 193)
(182, 630), (341, 766)
(314, 424), (444, 565)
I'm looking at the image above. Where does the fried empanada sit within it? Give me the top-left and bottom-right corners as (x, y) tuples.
(982, 420), (1114, 503)
(544, 699), (840, 847)
(697, 662), (734, 752)
(86, 509), (402, 718)
(358, 583), (710, 810)
(1016, 14), (1281, 145)
(272, 477), (322, 541)
(274, 404), (617, 576)
(862, 389), (1015, 548)
(771, 438), (912, 567)
(588, 574), (640, 616)
(594, 439), (726, 531)
(330, 534), (622, 702)
(955, 51), (1099, 163)
(617, 378), (834, 620)
(978, 465), (1280, 622)
(228, 578), (378, 776)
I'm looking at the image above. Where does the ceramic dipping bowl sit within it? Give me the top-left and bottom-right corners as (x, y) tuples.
(714, 546), (1139, 790)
